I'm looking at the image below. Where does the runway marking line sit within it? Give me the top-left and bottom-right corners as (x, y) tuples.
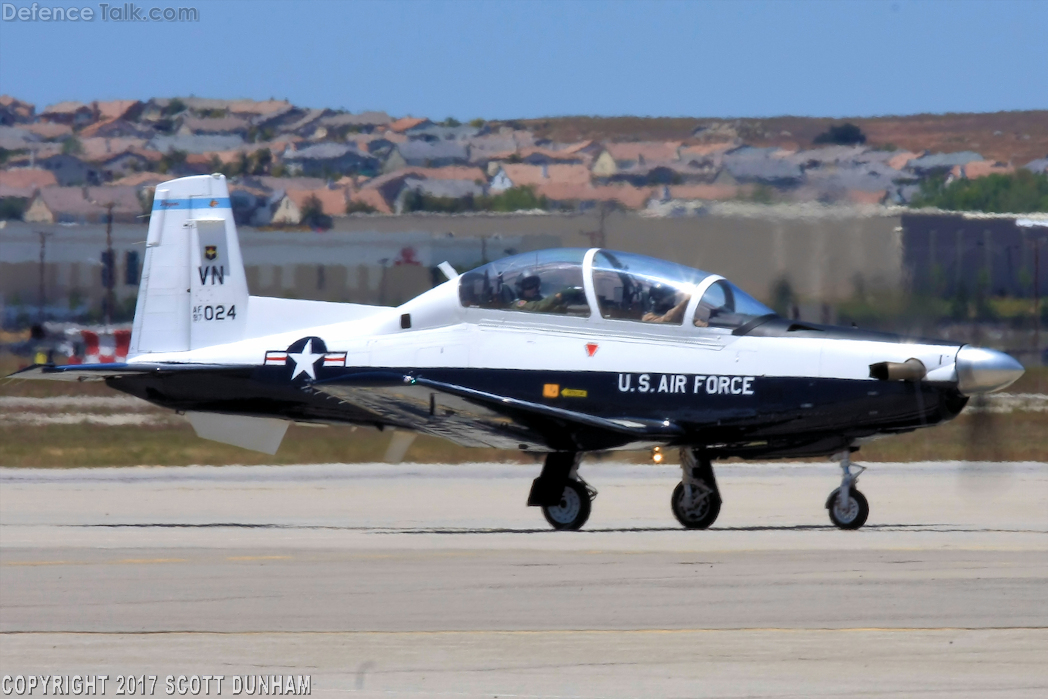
(2, 558), (187, 566)
(2, 627), (1047, 636)
(226, 555), (292, 561)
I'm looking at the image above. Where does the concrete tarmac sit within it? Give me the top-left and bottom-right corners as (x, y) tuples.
(1, 461), (1046, 698)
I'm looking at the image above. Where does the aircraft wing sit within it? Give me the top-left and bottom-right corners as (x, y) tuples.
(312, 372), (683, 452)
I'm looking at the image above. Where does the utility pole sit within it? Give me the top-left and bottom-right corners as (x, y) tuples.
(1017, 219), (1047, 369)
(103, 203), (116, 326)
(1034, 236), (1040, 363)
(580, 201), (609, 248)
(37, 231), (51, 323)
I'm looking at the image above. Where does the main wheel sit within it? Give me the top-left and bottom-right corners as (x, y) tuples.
(827, 487), (869, 529)
(542, 480), (592, 531)
(671, 481), (721, 529)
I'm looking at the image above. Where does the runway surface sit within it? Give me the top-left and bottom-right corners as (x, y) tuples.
(1, 461), (1046, 697)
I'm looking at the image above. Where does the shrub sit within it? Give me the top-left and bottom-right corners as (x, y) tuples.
(813, 123), (867, 146)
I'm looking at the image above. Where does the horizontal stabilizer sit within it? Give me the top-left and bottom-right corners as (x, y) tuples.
(5, 363), (148, 382)
(5, 363), (237, 382)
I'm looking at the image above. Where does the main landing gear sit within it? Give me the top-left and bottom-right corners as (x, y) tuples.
(672, 447), (722, 529)
(825, 451), (869, 530)
(528, 452), (597, 530)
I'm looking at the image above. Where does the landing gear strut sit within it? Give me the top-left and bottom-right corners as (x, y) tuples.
(671, 447), (722, 529)
(528, 452), (596, 530)
(825, 451), (869, 530)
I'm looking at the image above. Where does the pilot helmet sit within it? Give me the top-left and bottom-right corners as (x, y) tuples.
(648, 283), (677, 311)
(517, 274), (542, 292)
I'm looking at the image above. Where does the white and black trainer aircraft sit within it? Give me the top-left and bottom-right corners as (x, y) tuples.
(9, 175), (1026, 530)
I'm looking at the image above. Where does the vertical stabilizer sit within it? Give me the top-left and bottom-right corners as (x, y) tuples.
(130, 174), (249, 355)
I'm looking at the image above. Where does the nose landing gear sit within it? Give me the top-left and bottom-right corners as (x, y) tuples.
(826, 451), (869, 529)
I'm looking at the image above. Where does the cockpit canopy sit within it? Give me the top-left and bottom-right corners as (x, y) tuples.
(458, 248), (775, 330)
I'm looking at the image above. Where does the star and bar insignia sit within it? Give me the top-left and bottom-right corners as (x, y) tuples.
(264, 337), (346, 380)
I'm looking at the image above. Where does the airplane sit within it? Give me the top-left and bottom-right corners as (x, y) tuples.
(8, 174), (1026, 531)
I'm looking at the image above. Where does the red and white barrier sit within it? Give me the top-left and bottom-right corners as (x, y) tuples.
(67, 328), (131, 365)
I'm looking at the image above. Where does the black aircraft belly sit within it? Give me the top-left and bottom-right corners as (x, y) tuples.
(87, 362), (966, 459)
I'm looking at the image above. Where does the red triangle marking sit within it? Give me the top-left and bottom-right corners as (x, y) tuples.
(585, 343), (598, 357)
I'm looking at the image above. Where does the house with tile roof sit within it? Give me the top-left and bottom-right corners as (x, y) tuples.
(40, 101), (97, 127)
(388, 117), (431, 134)
(86, 185), (145, 222)
(386, 140), (469, 171)
(950, 161), (1015, 179)
(23, 186), (108, 223)
(319, 111), (392, 133)
(0, 126), (38, 150)
(282, 142), (380, 177)
(36, 153), (101, 186)
(21, 122), (74, 141)
(78, 118), (154, 139)
(347, 187), (392, 214)
(180, 116), (251, 137)
(96, 149), (162, 182)
(0, 95), (35, 125)
(149, 133), (247, 154)
(258, 186), (348, 226)
(905, 151), (984, 175)
(93, 100), (144, 122)
(394, 177), (485, 213)
(0, 168), (59, 190)
(1024, 157), (1048, 174)
(490, 164), (591, 192)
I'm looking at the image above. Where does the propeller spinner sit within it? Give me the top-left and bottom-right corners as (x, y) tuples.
(955, 346), (1025, 395)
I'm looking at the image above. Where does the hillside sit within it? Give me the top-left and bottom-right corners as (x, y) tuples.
(518, 111), (1048, 165)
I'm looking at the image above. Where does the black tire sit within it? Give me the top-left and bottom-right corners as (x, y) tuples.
(671, 481), (722, 529)
(827, 487), (869, 530)
(542, 480), (592, 531)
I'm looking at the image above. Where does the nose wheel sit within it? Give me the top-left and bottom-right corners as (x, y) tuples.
(825, 451), (869, 529)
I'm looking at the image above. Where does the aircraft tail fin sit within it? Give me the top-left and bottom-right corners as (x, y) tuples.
(130, 174), (249, 355)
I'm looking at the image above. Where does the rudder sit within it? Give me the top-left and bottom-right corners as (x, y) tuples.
(130, 174), (249, 355)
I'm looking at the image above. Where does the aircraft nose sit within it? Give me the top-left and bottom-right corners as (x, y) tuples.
(956, 346), (1024, 395)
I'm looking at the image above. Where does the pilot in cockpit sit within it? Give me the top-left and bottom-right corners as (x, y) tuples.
(642, 283), (690, 324)
(513, 274), (569, 313)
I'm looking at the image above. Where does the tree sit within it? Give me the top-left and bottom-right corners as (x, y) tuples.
(300, 195), (333, 230)
(61, 137), (82, 155)
(468, 118), (485, 128)
(909, 170), (1048, 213)
(770, 277), (795, 317)
(0, 196), (28, 220)
(484, 186), (546, 212)
(813, 123), (867, 146)
(346, 200), (377, 214)
(158, 149), (188, 174)
(442, 117), (461, 127)
(162, 98), (187, 116)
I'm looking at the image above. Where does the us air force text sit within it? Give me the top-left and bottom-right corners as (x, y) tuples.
(617, 373), (755, 395)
